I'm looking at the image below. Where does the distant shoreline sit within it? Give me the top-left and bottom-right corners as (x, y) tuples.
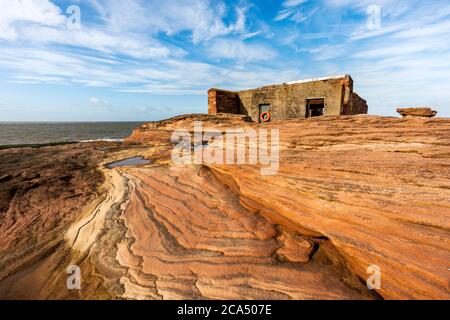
(0, 121), (148, 123)
(0, 122), (140, 148)
(0, 139), (124, 150)
(0, 141), (78, 150)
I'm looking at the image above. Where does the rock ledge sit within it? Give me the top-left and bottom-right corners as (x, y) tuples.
(397, 107), (438, 118)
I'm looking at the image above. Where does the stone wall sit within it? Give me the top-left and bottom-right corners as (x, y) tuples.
(344, 93), (368, 115)
(208, 89), (239, 114)
(237, 77), (348, 121)
(208, 75), (368, 121)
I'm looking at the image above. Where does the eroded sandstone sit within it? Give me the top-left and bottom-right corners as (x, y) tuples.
(1, 114), (449, 300)
(124, 114), (450, 299)
(397, 107), (438, 118)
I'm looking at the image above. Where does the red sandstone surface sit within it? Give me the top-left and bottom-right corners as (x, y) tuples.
(0, 114), (449, 300)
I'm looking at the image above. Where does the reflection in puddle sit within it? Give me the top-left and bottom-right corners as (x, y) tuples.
(106, 157), (152, 169)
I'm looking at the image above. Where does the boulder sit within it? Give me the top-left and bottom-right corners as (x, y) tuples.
(397, 107), (438, 118)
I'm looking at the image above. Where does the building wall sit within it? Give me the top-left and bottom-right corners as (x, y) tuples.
(343, 92), (368, 115)
(208, 76), (368, 121)
(208, 89), (239, 114)
(341, 76), (368, 115)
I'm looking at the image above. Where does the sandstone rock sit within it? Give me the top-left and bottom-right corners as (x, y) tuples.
(114, 165), (373, 300)
(124, 114), (450, 300)
(0, 142), (125, 299)
(397, 107), (438, 118)
(276, 232), (315, 263)
(0, 174), (12, 183)
(1, 115), (449, 300)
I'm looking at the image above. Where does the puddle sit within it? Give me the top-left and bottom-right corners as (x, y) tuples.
(105, 156), (152, 169)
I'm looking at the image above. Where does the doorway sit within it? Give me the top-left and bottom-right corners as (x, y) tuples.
(306, 99), (325, 118)
(258, 104), (271, 123)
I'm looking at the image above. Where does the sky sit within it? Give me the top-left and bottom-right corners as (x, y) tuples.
(0, 0), (449, 121)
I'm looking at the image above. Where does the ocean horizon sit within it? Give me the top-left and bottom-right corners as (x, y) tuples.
(0, 121), (144, 146)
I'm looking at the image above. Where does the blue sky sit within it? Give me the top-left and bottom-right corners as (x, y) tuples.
(0, 0), (449, 121)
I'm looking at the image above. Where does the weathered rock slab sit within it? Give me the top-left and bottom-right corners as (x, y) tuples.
(397, 107), (438, 118)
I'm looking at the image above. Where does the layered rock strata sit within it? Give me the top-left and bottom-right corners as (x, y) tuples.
(1, 114), (449, 300)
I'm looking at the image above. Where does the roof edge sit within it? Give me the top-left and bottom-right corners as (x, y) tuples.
(286, 74), (350, 85)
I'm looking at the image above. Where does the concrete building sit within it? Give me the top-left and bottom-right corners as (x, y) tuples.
(208, 75), (368, 122)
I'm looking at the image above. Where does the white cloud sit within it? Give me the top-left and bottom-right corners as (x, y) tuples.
(86, 0), (249, 44)
(89, 97), (110, 107)
(0, 43), (297, 95)
(20, 25), (174, 59)
(0, 0), (65, 40)
(240, 31), (262, 40)
(12, 74), (67, 84)
(282, 0), (308, 8)
(275, 0), (313, 22)
(207, 38), (276, 62)
(0, 1), (177, 60)
(0, 0), (276, 97)
(274, 1), (330, 24)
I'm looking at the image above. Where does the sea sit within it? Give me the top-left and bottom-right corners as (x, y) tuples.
(0, 122), (144, 147)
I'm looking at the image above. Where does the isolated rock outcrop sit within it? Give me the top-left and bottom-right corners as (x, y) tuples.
(397, 107), (438, 118)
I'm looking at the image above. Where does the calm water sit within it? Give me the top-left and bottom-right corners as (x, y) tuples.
(0, 122), (144, 146)
(105, 157), (152, 169)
